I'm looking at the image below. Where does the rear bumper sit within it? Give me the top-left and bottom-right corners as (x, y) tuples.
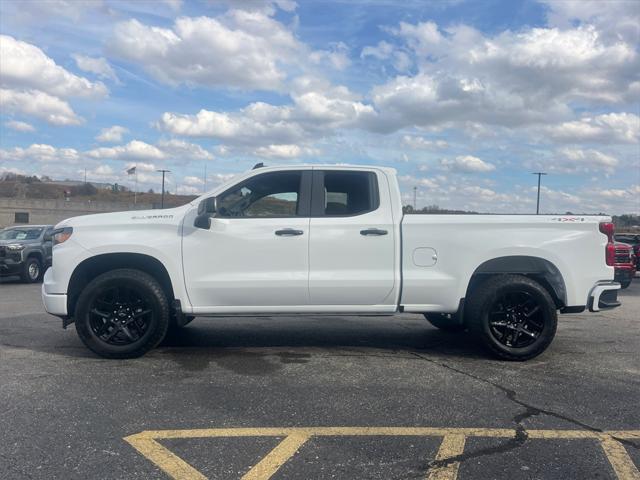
(588, 281), (621, 312)
(41, 269), (68, 316)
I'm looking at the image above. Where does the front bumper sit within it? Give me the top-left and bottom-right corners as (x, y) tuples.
(42, 269), (68, 316)
(588, 281), (621, 312)
(614, 267), (635, 283)
(0, 257), (24, 276)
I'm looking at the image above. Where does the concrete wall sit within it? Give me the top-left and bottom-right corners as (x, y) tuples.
(0, 198), (154, 228)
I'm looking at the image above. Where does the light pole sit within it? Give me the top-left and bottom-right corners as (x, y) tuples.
(532, 172), (547, 214)
(157, 169), (170, 209)
(413, 186), (417, 210)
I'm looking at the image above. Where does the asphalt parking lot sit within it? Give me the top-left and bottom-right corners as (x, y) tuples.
(1, 275), (639, 480)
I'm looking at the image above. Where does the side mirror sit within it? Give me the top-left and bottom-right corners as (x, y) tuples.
(194, 197), (217, 229)
(43, 233), (52, 242)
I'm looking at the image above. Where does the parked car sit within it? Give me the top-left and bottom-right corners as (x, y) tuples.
(614, 234), (640, 271)
(0, 225), (54, 283)
(42, 165), (621, 360)
(613, 242), (636, 289)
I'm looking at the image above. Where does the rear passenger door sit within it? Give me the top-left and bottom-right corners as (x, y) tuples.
(308, 169), (397, 306)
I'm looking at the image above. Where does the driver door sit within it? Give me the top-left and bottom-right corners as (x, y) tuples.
(182, 169), (312, 311)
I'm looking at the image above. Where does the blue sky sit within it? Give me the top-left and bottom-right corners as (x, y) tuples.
(0, 0), (638, 213)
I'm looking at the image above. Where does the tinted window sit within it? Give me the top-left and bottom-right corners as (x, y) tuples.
(217, 171), (302, 217)
(322, 171), (379, 216)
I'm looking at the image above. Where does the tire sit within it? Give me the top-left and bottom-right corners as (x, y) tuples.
(424, 313), (465, 332)
(466, 274), (558, 361)
(74, 269), (170, 359)
(620, 278), (631, 289)
(21, 256), (42, 283)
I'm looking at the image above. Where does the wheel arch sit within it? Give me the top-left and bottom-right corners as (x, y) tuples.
(466, 255), (567, 308)
(67, 253), (176, 318)
(26, 250), (43, 262)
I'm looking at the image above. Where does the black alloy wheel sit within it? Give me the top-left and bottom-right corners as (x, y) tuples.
(466, 274), (558, 361)
(487, 290), (545, 348)
(75, 269), (170, 359)
(88, 286), (152, 346)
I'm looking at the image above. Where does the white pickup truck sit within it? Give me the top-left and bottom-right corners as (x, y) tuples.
(42, 164), (621, 360)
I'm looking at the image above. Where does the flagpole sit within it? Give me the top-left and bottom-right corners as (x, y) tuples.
(134, 165), (137, 205)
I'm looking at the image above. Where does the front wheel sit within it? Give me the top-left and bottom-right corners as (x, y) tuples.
(619, 278), (632, 289)
(21, 256), (42, 283)
(74, 269), (170, 359)
(466, 274), (557, 361)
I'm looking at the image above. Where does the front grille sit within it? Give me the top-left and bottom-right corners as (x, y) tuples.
(615, 248), (631, 263)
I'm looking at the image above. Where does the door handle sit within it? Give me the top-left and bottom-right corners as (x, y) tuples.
(275, 228), (304, 236)
(360, 228), (388, 236)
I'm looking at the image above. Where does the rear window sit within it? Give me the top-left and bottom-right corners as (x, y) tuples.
(320, 171), (379, 216)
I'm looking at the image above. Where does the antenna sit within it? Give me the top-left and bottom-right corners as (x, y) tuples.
(252, 162), (265, 170)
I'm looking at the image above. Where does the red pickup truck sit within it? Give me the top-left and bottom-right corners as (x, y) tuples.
(613, 242), (636, 289)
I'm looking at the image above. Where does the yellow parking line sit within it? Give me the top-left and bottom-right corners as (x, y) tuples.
(241, 432), (310, 480)
(600, 436), (640, 480)
(124, 427), (640, 480)
(124, 434), (205, 480)
(427, 434), (466, 480)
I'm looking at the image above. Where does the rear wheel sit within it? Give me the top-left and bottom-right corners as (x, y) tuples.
(424, 313), (465, 332)
(21, 256), (42, 283)
(466, 274), (557, 361)
(620, 278), (631, 289)
(75, 269), (170, 359)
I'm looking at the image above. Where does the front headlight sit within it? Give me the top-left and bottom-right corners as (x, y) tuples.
(6, 244), (25, 251)
(53, 227), (73, 246)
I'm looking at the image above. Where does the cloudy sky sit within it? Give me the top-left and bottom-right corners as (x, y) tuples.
(0, 0), (638, 213)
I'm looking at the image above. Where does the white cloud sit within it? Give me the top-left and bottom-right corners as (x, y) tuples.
(96, 125), (129, 143)
(182, 175), (204, 186)
(72, 54), (119, 82)
(0, 36), (109, 126)
(0, 35), (107, 98)
(109, 11), (302, 91)
(160, 0), (182, 11)
(0, 89), (82, 126)
(157, 79), (375, 147)
(157, 139), (214, 160)
(544, 113), (640, 143)
(254, 144), (317, 159)
(402, 135), (448, 149)
(93, 164), (114, 177)
(361, 19), (639, 132)
(4, 120), (35, 132)
(87, 140), (165, 161)
(89, 139), (213, 163)
(310, 42), (351, 70)
(440, 155), (495, 173)
(0, 144), (80, 164)
(541, 0), (640, 44)
(361, 41), (412, 72)
(554, 148), (619, 173)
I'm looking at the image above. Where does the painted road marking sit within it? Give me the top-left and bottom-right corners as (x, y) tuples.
(427, 434), (466, 480)
(124, 427), (640, 480)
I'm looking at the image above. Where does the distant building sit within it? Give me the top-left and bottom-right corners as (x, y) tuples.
(0, 198), (152, 228)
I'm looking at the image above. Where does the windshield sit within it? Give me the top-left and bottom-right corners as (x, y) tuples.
(0, 228), (43, 241)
